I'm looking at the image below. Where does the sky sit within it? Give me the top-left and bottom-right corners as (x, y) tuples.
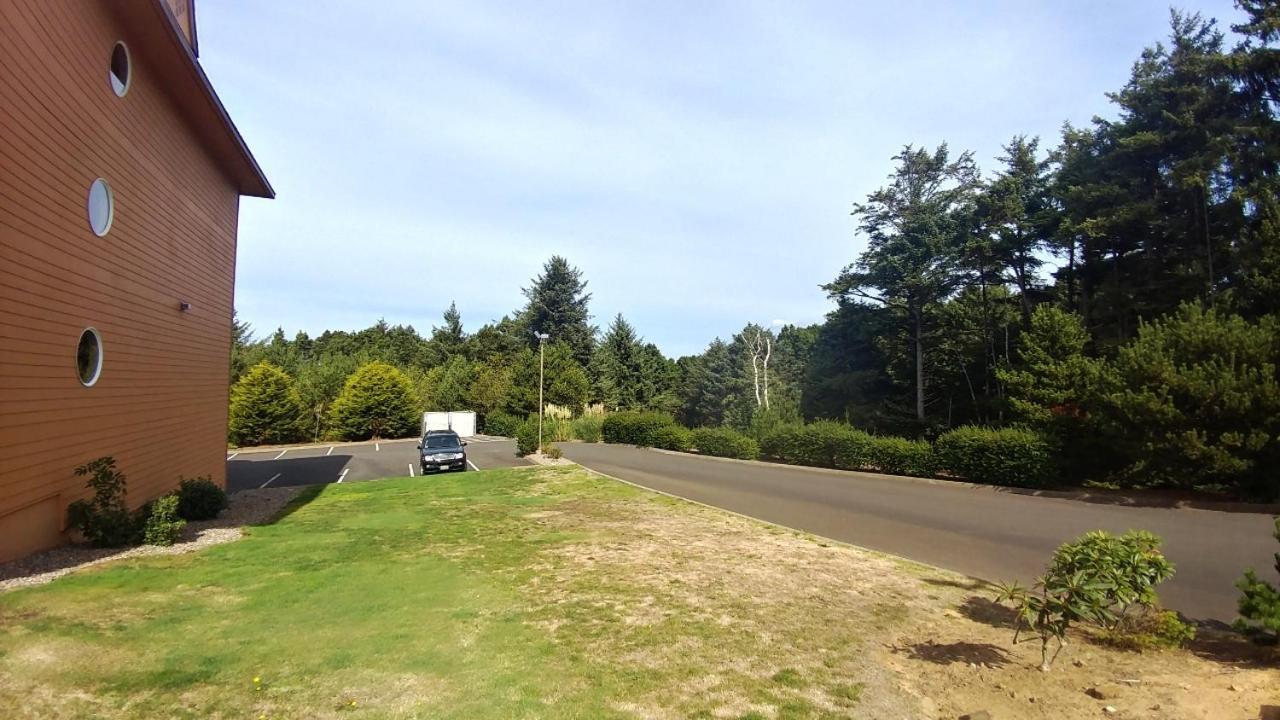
(200, 0), (1241, 358)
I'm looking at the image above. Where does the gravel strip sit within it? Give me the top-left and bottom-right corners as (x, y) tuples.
(0, 486), (304, 593)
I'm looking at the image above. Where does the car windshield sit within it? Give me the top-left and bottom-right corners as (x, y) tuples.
(424, 435), (460, 449)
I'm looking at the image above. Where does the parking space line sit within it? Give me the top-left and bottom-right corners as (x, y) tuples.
(408, 464), (415, 477)
(261, 473), (281, 489)
(376, 443), (380, 452)
(273, 449), (288, 460)
(337, 468), (349, 483)
(227, 452), (238, 460)
(467, 460), (480, 471)
(326, 446), (334, 456)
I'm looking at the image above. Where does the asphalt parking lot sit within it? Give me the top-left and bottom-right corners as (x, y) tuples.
(226, 436), (528, 492)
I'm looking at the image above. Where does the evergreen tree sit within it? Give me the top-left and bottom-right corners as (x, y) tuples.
(824, 144), (980, 424)
(593, 314), (645, 410)
(228, 362), (306, 446)
(426, 301), (467, 364)
(329, 361), (419, 440)
(520, 256), (596, 366)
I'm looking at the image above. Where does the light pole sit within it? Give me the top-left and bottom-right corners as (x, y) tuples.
(535, 332), (549, 454)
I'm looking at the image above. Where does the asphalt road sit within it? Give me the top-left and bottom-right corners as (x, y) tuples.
(560, 443), (1278, 623)
(226, 436), (528, 492)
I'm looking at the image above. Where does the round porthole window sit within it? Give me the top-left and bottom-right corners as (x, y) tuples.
(110, 42), (130, 96)
(77, 328), (103, 387)
(87, 178), (114, 236)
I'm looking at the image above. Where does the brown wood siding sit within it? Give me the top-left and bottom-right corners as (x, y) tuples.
(0, 0), (242, 561)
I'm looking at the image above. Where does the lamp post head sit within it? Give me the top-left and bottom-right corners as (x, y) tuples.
(535, 332), (550, 341)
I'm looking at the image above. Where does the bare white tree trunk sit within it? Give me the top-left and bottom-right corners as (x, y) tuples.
(750, 333), (762, 407)
(762, 333), (771, 411)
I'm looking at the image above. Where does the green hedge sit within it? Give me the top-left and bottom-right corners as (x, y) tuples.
(691, 427), (760, 460)
(651, 424), (693, 452)
(483, 411), (521, 438)
(571, 416), (603, 443)
(870, 436), (936, 477)
(602, 412), (680, 447)
(935, 425), (1053, 487)
(760, 421), (874, 470)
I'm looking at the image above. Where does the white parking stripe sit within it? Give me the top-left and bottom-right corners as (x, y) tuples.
(326, 446), (334, 456)
(409, 463), (415, 477)
(337, 468), (349, 483)
(261, 472), (281, 489)
(227, 452), (238, 460)
(376, 443), (380, 452)
(466, 460), (480, 471)
(273, 449), (287, 460)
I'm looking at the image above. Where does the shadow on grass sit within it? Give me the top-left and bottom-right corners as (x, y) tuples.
(895, 639), (1011, 667)
(922, 577), (990, 592)
(957, 595), (1019, 630)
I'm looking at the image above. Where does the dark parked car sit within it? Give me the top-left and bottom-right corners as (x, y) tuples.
(418, 431), (467, 473)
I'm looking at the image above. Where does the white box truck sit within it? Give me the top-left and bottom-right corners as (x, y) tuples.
(421, 411), (476, 438)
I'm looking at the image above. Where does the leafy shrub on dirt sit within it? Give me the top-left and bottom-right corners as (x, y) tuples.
(482, 411), (521, 438)
(228, 362), (306, 446)
(650, 424), (693, 452)
(1050, 530), (1175, 627)
(66, 457), (139, 547)
(544, 444), (564, 460)
(691, 427), (760, 460)
(997, 529), (1177, 670)
(869, 436), (935, 477)
(176, 476), (227, 521)
(602, 412), (680, 447)
(1235, 517), (1280, 641)
(141, 494), (186, 546)
(935, 425), (1053, 487)
(761, 421), (871, 469)
(1097, 609), (1196, 651)
(329, 361), (419, 440)
(570, 416), (603, 443)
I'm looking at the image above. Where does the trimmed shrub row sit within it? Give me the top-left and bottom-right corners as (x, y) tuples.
(691, 427), (760, 460)
(571, 416), (603, 443)
(756, 422), (1050, 486)
(601, 411), (681, 447)
(935, 425), (1053, 487)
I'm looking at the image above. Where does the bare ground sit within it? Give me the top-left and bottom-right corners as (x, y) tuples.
(522, 468), (1280, 719)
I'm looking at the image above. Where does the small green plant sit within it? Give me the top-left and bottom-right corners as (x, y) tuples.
(996, 529), (1177, 670)
(690, 427), (760, 460)
(1235, 517), (1280, 642)
(1048, 530), (1175, 630)
(141, 494), (186, 546)
(1097, 609), (1196, 651)
(176, 476), (228, 520)
(66, 457), (139, 547)
(544, 444), (564, 460)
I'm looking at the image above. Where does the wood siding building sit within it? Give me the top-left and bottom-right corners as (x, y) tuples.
(0, 0), (272, 562)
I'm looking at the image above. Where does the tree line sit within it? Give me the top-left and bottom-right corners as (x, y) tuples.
(230, 4), (1279, 498)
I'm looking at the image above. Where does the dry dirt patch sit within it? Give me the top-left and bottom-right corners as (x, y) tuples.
(522, 468), (1279, 719)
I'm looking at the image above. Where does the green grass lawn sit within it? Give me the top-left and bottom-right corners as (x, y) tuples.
(0, 467), (916, 719)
